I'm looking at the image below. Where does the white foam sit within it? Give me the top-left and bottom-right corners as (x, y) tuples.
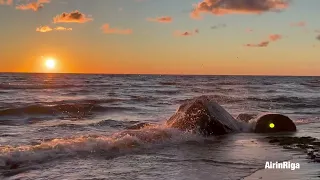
(0, 125), (202, 169)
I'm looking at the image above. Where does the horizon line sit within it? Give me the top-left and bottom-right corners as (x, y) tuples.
(0, 71), (319, 77)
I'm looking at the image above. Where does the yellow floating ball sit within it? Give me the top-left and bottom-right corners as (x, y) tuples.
(269, 123), (275, 128)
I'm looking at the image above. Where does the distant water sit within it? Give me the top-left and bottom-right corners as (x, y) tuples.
(0, 73), (319, 180)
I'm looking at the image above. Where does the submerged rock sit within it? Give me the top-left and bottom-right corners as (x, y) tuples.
(166, 96), (243, 136)
(165, 96), (297, 136)
(254, 114), (296, 133)
(266, 136), (320, 163)
(267, 136), (317, 145)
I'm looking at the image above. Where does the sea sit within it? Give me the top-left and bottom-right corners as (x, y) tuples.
(0, 73), (319, 180)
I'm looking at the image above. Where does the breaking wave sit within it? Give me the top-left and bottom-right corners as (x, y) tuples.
(0, 126), (200, 173)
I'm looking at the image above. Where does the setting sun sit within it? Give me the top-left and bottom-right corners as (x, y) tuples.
(45, 58), (56, 69)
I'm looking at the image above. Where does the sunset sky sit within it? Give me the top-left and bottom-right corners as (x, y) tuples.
(0, 0), (319, 75)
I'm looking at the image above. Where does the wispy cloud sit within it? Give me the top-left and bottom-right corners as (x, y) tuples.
(246, 28), (254, 33)
(16, 0), (50, 11)
(0, 0), (12, 5)
(245, 41), (269, 47)
(316, 35), (320, 41)
(174, 29), (199, 37)
(36, 25), (72, 33)
(101, 24), (132, 35)
(55, 26), (72, 31)
(269, 34), (282, 41)
(290, 21), (306, 27)
(147, 16), (173, 23)
(245, 33), (282, 47)
(53, 10), (93, 23)
(191, 0), (289, 19)
(211, 23), (226, 29)
(36, 26), (53, 33)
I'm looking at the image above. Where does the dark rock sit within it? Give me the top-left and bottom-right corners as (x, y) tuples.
(166, 96), (242, 136)
(254, 114), (296, 133)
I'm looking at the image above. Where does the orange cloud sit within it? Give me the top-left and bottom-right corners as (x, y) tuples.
(269, 34), (282, 41)
(0, 0), (12, 5)
(191, 0), (289, 19)
(36, 26), (72, 33)
(16, 0), (50, 11)
(101, 24), (132, 35)
(174, 29), (199, 37)
(245, 41), (269, 47)
(245, 33), (282, 47)
(36, 26), (53, 33)
(290, 21), (306, 27)
(53, 11), (93, 23)
(55, 26), (72, 31)
(147, 16), (173, 23)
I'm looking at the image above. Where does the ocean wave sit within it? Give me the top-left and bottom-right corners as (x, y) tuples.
(48, 120), (141, 129)
(0, 126), (200, 174)
(0, 104), (100, 116)
(215, 81), (238, 86)
(158, 82), (179, 86)
(0, 100), (137, 119)
(191, 87), (216, 93)
(0, 133), (20, 138)
(247, 96), (301, 103)
(0, 83), (80, 90)
(39, 119), (139, 131)
(176, 95), (243, 104)
(0, 81), (119, 90)
(300, 79), (320, 87)
(301, 82), (320, 88)
(281, 103), (320, 109)
(90, 119), (140, 127)
(258, 96), (320, 109)
(154, 90), (180, 95)
(294, 118), (320, 125)
(130, 95), (158, 103)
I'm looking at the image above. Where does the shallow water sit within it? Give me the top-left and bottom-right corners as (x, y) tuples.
(0, 74), (319, 179)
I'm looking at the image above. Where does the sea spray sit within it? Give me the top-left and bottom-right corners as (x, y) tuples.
(0, 125), (203, 170)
